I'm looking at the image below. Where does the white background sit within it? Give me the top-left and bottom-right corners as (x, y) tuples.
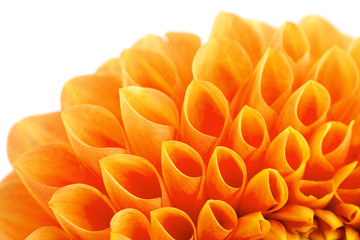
(1, 0), (360, 180)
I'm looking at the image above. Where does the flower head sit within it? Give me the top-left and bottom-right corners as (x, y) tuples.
(1, 12), (360, 240)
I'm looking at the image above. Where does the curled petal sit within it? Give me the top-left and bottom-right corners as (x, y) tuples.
(238, 168), (288, 215)
(192, 37), (252, 100)
(262, 220), (287, 240)
(62, 104), (126, 175)
(110, 208), (150, 240)
(314, 209), (343, 232)
(299, 15), (346, 60)
(228, 105), (270, 176)
(61, 75), (123, 119)
(345, 226), (360, 240)
(305, 121), (354, 180)
(26, 227), (70, 240)
(0, 172), (57, 240)
(210, 12), (262, 64)
(306, 46), (360, 118)
(161, 141), (205, 219)
(349, 37), (360, 70)
(264, 127), (310, 185)
(230, 212), (270, 240)
(180, 80), (232, 163)
(100, 154), (167, 217)
(120, 48), (181, 98)
(49, 183), (115, 240)
(269, 204), (315, 235)
(231, 48), (293, 130)
(333, 203), (360, 229)
(247, 19), (276, 51)
(289, 179), (335, 209)
(13, 143), (94, 213)
(7, 112), (68, 163)
(276, 80), (330, 137)
(197, 200), (237, 240)
(338, 165), (360, 206)
(206, 146), (247, 208)
(96, 58), (122, 77)
(120, 86), (179, 170)
(150, 207), (197, 240)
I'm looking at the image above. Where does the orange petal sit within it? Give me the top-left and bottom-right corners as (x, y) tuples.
(231, 48), (293, 131)
(100, 154), (167, 217)
(299, 15), (346, 61)
(96, 58), (122, 77)
(269, 204), (315, 235)
(305, 121), (354, 180)
(0, 172), (57, 240)
(150, 207), (197, 240)
(49, 183), (115, 240)
(275, 80), (330, 137)
(228, 105), (270, 176)
(120, 48), (181, 99)
(192, 37), (252, 100)
(62, 104), (126, 175)
(338, 165), (360, 206)
(120, 86), (179, 171)
(247, 19), (276, 52)
(110, 208), (151, 240)
(264, 127), (310, 185)
(237, 168), (288, 215)
(262, 220), (287, 240)
(289, 179), (335, 209)
(7, 112), (68, 163)
(61, 74), (123, 120)
(210, 12), (262, 64)
(180, 80), (232, 163)
(161, 140), (205, 219)
(206, 146), (247, 208)
(349, 37), (360, 70)
(230, 212), (270, 240)
(26, 227), (70, 240)
(13, 142), (95, 213)
(197, 200), (237, 240)
(345, 226), (360, 240)
(333, 203), (360, 229)
(314, 209), (343, 232)
(306, 46), (360, 119)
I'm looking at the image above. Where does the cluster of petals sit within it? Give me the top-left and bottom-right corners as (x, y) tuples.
(2, 11), (360, 240)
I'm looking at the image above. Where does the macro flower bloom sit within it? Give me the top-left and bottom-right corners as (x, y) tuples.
(2, 11), (360, 239)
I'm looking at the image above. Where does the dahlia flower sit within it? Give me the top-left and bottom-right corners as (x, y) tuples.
(1, 11), (360, 240)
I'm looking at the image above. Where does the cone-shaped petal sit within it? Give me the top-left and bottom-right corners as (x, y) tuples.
(307, 46), (359, 118)
(210, 12), (262, 63)
(0, 173), (57, 240)
(61, 75), (123, 119)
(263, 220), (287, 240)
(62, 104), (126, 175)
(26, 227), (70, 240)
(333, 203), (360, 229)
(306, 121), (354, 180)
(13, 142), (94, 213)
(110, 208), (150, 240)
(206, 146), (247, 208)
(100, 154), (167, 217)
(197, 200), (237, 240)
(7, 112), (68, 163)
(247, 19), (276, 52)
(49, 184), (115, 240)
(150, 207), (197, 240)
(349, 37), (360, 70)
(230, 212), (270, 240)
(299, 15), (346, 60)
(96, 58), (122, 77)
(231, 48), (293, 130)
(276, 80), (330, 137)
(228, 105), (270, 176)
(120, 86), (179, 170)
(161, 141), (205, 219)
(120, 48), (181, 98)
(192, 37), (252, 100)
(238, 168), (288, 215)
(180, 80), (231, 163)
(264, 127), (310, 185)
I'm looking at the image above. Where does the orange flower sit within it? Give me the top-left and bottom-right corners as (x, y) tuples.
(1, 12), (360, 239)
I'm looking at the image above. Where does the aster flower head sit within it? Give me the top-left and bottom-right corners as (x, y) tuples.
(1, 11), (360, 240)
